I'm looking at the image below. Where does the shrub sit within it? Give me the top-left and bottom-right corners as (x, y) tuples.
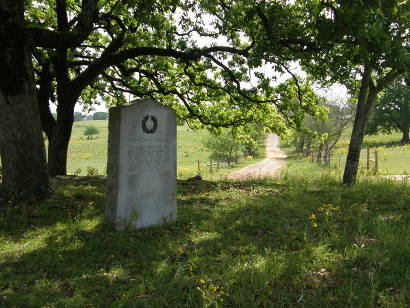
(86, 167), (98, 176)
(84, 126), (99, 136)
(73, 168), (82, 176)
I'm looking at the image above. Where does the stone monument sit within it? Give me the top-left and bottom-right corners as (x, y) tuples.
(106, 99), (177, 231)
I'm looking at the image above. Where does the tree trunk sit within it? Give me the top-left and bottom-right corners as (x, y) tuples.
(37, 62), (56, 141)
(47, 96), (75, 176)
(296, 135), (304, 153)
(316, 144), (323, 164)
(299, 136), (305, 154)
(401, 128), (409, 143)
(46, 34), (79, 177)
(0, 0), (50, 201)
(323, 140), (330, 166)
(305, 136), (311, 156)
(343, 68), (377, 185)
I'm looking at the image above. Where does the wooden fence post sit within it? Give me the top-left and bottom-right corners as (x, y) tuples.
(197, 160), (200, 175)
(374, 150), (378, 174)
(210, 160), (212, 174)
(367, 147), (370, 171)
(216, 161), (219, 171)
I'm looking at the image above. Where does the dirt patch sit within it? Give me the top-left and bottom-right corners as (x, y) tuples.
(226, 134), (286, 180)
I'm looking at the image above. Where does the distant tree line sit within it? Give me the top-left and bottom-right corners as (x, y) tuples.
(62, 112), (109, 122)
(293, 99), (356, 165)
(202, 124), (265, 164)
(366, 77), (410, 143)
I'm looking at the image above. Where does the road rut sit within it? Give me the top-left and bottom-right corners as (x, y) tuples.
(226, 134), (286, 180)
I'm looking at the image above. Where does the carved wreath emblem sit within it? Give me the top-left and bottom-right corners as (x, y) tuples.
(142, 115), (158, 134)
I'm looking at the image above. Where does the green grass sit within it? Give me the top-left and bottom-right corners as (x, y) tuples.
(66, 121), (109, 175)
(0, 167), (408, 307)
(361, 132), (410, 175)
(178, 134), (266, 181)
(1, 123), (408, 306)
(65, 121), (265, 179)
(286, 131), (410, 175)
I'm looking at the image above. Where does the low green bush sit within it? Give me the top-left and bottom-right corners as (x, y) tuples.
(84, 126), (99, 136)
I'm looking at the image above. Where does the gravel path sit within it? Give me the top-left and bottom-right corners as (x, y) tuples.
(226, 134), (287, 180)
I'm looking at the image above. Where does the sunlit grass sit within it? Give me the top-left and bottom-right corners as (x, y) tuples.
(1, 123), (408, 306)
(64, 121), (265, 178)
(283, 130), (410, 175)
(0, 167), (408, 307)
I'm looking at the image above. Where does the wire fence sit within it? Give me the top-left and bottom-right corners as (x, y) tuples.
(308, 147), (380, 174)
(196, 159), (237, 175)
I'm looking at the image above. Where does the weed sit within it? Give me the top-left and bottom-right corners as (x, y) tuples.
(0, 170), (408, 307)
(86, 167), (98, 176)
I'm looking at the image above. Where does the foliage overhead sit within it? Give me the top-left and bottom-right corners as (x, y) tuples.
(286, 0), (410, 184)
(294, 0), (409, 92)
(28, 0), (325, 134)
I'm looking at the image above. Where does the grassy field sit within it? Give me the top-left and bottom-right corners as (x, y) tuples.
(361, 133), (410, 175)
(67, 121), (109, 175)
(0, 157), (409, 307)
(66, 120), (265, 180)
(1, 122), (409, 306)
(284, 131), (410, 175)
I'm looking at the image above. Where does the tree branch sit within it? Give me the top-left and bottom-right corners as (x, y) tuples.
(255, 4), (318, 53)
(376, 69), (403, 93)
(25, 0), (98, 48)
(72, 45), (251, 95)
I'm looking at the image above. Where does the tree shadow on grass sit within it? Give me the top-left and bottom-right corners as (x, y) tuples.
(363, 138), (410, 148)
(1, 177), (409, 307)
(0, 176), (106, 240)
(0, 177), (274, 239)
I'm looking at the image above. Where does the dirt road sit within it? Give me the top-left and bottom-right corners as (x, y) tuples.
(226, 134), (287, 180)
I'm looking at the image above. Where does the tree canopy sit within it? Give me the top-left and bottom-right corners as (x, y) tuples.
(27, 0), (325, 176)
(367, 77), (410, 143)
(292, 0), (409, 184)
(3, 0), (407, 201)
(191, 0), (409, 183)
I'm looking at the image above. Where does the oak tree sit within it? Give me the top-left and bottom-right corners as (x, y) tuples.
(0, 0), (97, 201)
(30, 0), (323, 176)
(367, 77), (410, 143)
(296, 0), (409, 184)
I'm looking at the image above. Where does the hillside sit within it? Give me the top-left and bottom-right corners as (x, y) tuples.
(0, 165), (408, 306)
(65, 120), (265, 179)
